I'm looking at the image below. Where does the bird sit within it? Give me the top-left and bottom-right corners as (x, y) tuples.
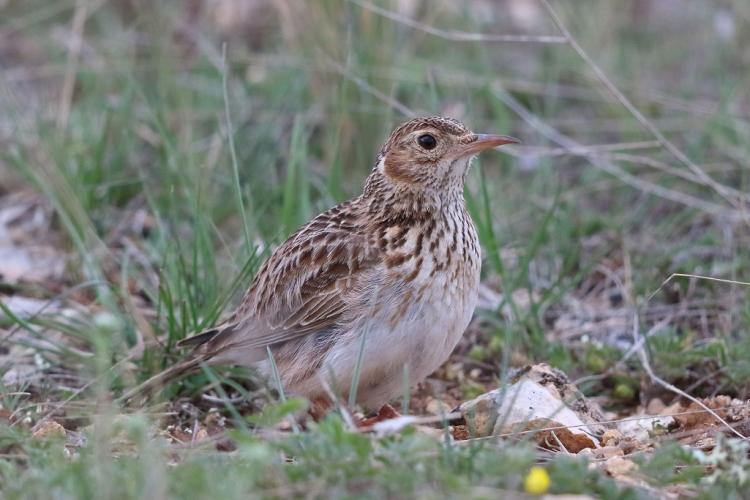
(123, 116), (518, 412)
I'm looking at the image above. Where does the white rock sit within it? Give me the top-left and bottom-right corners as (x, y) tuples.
(458, 364), (602, 452)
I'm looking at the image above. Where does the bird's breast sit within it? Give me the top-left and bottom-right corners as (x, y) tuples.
(381, 207), (480, 336)
(363, 210), (480, 391)
(304, 209), (481, 408)
(384, 207), (479, 288)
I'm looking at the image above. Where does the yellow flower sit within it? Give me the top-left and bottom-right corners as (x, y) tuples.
(524, 466), (550, 495)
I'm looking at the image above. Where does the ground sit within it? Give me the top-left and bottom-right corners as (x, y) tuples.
(1, 0), (749, 498)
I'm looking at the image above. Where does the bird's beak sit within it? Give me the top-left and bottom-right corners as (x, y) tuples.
(458, 134), (521, 156)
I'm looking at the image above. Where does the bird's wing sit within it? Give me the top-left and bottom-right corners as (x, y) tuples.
(187, 203), (384, 355)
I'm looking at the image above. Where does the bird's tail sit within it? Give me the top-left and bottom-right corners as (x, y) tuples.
(117, 356), (205, 405)
(118, 323), (238, 405)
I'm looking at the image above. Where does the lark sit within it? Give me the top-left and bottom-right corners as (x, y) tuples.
(125, 116), (518, 410)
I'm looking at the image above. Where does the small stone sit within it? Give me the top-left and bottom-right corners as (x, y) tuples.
(452, 425), (470, 440)
(194, 428), (209, 442)
(425, 397), (451, 416)
(645, 398), (666, 414)
(601, 429), (623, 446)
(596, 445), (624, 459)
(32, 419), (65, 439)
(603, 456), (637, 477)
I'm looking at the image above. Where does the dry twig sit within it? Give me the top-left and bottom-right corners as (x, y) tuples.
(540, 0), (747, 218)
(350, 0), (568, 44)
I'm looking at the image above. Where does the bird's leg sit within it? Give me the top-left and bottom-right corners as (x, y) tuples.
(307, 396), (334, 422)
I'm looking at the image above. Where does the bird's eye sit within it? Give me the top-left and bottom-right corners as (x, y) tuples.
(417, 134), (438, 150)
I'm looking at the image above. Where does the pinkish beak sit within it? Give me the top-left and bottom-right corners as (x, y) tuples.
(459, 133), (521, 156)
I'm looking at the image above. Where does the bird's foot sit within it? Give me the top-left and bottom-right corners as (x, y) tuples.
(357, 403), (401, 428)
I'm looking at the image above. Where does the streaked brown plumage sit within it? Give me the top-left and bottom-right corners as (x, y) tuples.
(124, 116), (518, 409)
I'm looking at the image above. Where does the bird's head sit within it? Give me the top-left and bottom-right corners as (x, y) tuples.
(372, 116), (518, 194)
